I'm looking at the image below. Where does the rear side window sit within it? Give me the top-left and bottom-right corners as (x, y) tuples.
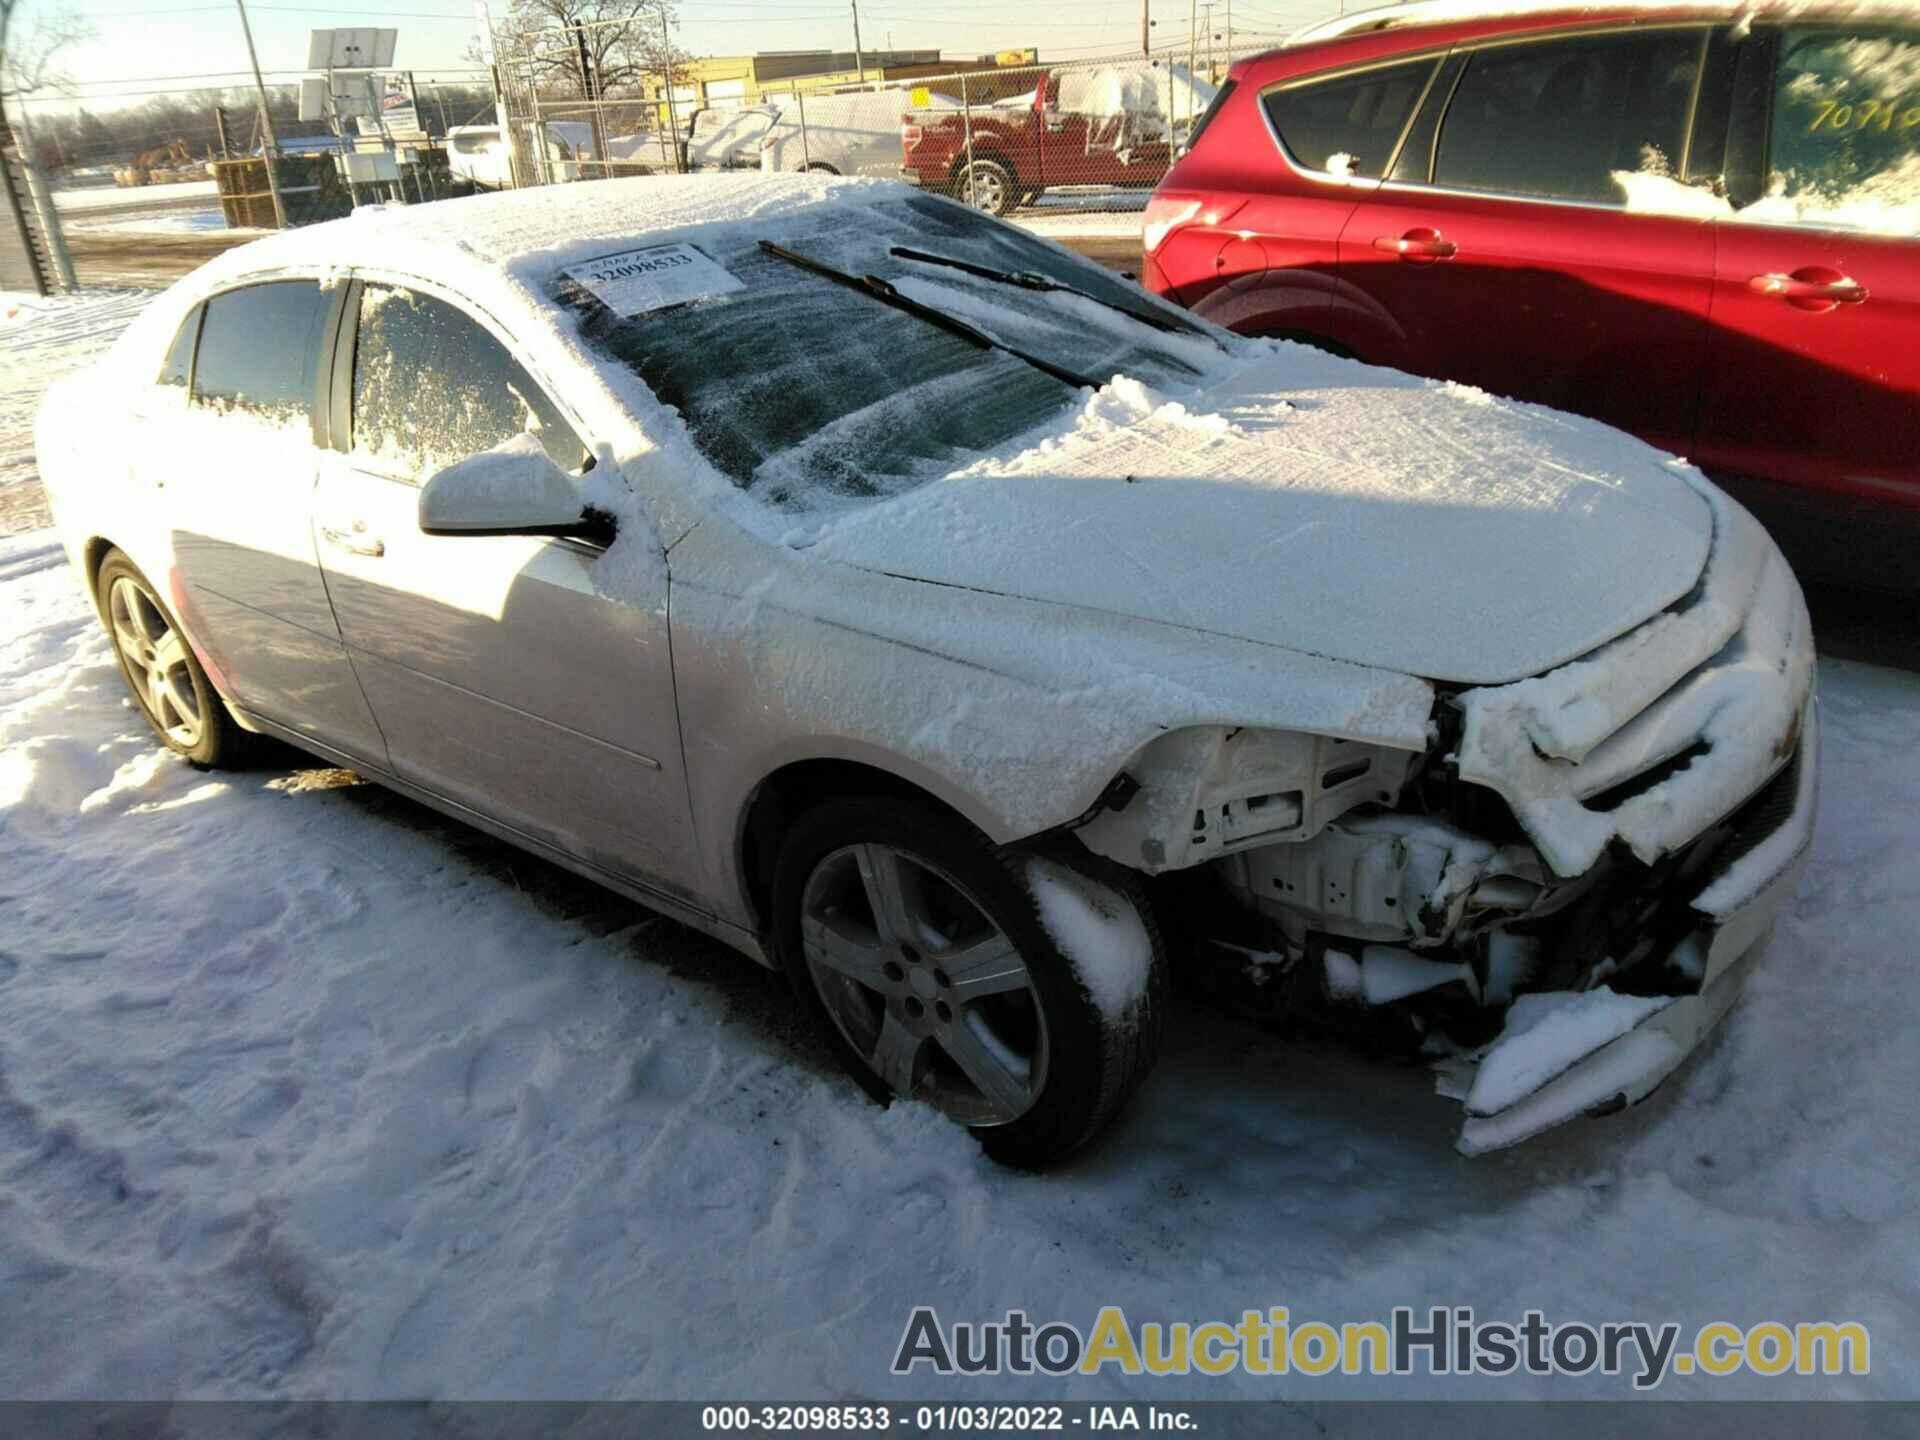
(1262, 59), (1438, 177)
(1434, 30), (1707, 203)
(1764, 28), (1920, 226)
(350, 285), (586, 479)
(191, 281), (331, 423)
(157, 304), (201, 389)
(1183, 78), (1237, 152)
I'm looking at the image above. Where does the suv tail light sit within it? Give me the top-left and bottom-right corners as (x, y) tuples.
(1141, 195), (1203, 254)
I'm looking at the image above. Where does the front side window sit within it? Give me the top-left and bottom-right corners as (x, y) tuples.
(191, 281), (331, 423)
(350, 286), (586, 480)
(1433, 30), (1706, 202)
(1262, 58), (1439, 178)
(1761, 28), (1920, 231)
(157, 304), (201, 389)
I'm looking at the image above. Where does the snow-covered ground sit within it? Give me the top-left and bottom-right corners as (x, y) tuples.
(60, 203), (254, 238)
(3, 289), (1918, 1403)
(1015, 191), (1149, 241)
(52, 178), (219, 214)
(1, 290), (153, 533)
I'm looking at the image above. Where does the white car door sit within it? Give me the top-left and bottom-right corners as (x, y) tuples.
(162, 278), (390, 767)
(309, 278), (700, 899)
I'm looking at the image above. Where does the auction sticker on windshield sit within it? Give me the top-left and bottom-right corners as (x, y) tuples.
(563, 243), (744, 315)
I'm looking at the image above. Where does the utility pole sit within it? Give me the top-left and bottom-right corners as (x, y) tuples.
(851, 0), (866, 82)
(1141, 0), (1150, 57)
(656, 0), (681, 170)
(1200, 0), (1215, 80)
(572, 18), (607, 177)
(474, 0), (518, 186)
(234, 0), (289, 228)
(1187, 0), (1197, 125)
(1225, 0), (1232, 65)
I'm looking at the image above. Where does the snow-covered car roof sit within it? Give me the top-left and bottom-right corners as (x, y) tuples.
(200, 172), (890, 290)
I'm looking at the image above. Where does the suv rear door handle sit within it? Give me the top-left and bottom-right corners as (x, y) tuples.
(1749, 269), (1868, 309)
(1374, 228), (1458, 262)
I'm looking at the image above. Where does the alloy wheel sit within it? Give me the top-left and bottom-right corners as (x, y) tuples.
(799, 842), (1049, 1126)
(108, 575), (202, 749)
(961, 164), (1007, 214)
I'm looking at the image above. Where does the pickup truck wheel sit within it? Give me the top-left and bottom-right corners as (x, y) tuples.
(954, 159), (1016, 216)
(772, 797), (1165, 1168)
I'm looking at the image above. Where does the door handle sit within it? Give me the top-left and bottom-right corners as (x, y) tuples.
(1749, 269), (1867, 310)
(1374, 228), (1457, 262)
(319, 523), (385, 558)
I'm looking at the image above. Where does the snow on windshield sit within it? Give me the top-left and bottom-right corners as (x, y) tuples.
(557, 193), (1229, 515)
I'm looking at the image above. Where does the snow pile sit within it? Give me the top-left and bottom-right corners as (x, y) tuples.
(1, 288), (151, 531)
(1613, 160), (1920, 235)
(1057, 64), (1219, 139)
(1025, 857), (1154, 1019)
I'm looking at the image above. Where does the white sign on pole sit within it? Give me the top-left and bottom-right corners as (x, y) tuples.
(307, 27), (398, 70)
(298, 76), (329, 122)
(562, 244), (746, 316)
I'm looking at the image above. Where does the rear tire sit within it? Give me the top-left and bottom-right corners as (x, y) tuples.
(771, 796), (1165, 1168)
(96, 549), (249, 770)
(953, 158), (1017, 217)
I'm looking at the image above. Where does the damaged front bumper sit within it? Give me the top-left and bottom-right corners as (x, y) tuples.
(1442, 697), (1818, 1154)
(1114, 473), (1820, 1154)
(1428, 477), (1818, 1152)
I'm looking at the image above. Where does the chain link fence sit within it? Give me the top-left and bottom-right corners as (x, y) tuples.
(487, 25), (1296, 222)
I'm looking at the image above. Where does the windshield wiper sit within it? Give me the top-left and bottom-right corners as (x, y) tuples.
(890, 245), (1221, 346)
(757, 240), (1100, 391)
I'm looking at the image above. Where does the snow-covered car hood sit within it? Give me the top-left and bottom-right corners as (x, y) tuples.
(802, 359), (1714, 686)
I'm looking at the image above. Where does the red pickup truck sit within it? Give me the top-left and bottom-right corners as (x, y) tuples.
(900, 69), (1178, 216)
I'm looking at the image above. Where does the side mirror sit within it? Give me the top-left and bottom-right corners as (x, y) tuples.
(418, 434), (613, 544)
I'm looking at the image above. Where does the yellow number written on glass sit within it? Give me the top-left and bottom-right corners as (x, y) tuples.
(1807, 95), (1920, 132)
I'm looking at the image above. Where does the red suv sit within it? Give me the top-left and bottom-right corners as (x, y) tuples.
(1143, 3), (1919, 589)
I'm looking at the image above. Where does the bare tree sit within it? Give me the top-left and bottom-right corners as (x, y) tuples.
(1, 0), (95, 158)
(487, 0), (690, 100)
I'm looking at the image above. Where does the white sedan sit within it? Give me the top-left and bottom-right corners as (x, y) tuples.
(36, 174), (1816, 1165)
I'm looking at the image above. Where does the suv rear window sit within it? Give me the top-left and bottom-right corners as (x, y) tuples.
(1433, 30), (1706, 203)
(1184, 78), (1237, 152)
(1262, 59), (1438, 177)
(1764, 28), (1920, 226)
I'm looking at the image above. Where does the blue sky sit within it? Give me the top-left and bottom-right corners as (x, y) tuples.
(18, 0), (1337, 114)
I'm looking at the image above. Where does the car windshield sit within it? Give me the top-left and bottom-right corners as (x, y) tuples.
(557, 193), (1227, 511)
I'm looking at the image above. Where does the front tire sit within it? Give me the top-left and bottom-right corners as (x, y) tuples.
(771, 796), (1165, 1167)
(96, 549), (248, 769)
